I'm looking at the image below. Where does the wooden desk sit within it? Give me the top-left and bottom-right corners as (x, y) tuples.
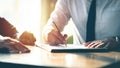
(0, 46), (120, 68)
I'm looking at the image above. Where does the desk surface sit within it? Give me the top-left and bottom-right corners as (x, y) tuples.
(0, 46), (120, 68)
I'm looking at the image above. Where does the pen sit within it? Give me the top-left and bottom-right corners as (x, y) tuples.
(53, 22), (67, 46)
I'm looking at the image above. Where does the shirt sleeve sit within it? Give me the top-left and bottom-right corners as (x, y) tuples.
(0, 35), (4, 42)
(48, 0), (71, 31)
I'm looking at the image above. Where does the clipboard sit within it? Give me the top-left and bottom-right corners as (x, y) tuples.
(39, 44), (109, 53)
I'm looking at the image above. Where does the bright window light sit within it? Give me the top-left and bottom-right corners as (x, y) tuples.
(0, 0), (41, 44)
(17, 0), (41, 43)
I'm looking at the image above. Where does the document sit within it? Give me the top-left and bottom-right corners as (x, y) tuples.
(39, 44), (109, 53)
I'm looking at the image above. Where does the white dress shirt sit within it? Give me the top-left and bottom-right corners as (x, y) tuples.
(48, 0), (120, 44)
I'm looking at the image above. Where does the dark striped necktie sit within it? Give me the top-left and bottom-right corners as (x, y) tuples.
(86, 0), (96, 42)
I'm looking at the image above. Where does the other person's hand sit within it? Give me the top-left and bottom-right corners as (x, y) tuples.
(19, 31), (36, 45)
(0, 37), (30, 53)
(83, 37), (119, 49)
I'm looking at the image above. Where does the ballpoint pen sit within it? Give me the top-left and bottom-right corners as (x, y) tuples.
(53, 21), (67, 46)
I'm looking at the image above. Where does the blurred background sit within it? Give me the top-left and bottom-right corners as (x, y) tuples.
(0, 0), (73, 44)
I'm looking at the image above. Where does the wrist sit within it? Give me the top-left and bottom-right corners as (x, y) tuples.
(115, 36), (120, 48)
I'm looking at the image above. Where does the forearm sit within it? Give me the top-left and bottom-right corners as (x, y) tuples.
(49, 0), (71, 31)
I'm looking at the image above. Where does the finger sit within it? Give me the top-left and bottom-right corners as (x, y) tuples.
(94, 42), (104, 48)
(63, 34), (67, 39)
(90, 40), (104, 48)
(89, 43), (98, 48)
(87, 40), (102, 48)
(86, 41), (100, 47)
(87, 42), (95, 48)
(89, 42), (102, 48)
(103, 42), (111, 48)
(62, 34), (68, 44)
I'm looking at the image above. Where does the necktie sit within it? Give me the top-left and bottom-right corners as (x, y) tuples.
(86, 0), (96, 42)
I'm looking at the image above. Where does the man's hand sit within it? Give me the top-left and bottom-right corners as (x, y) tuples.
(0, 37), (30, 53)
(83, 37), (119, 49)
(42, 29), (67, 45)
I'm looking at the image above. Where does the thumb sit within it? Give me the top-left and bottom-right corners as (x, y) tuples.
(63, 34), (67, 39)
(62, 34), (67, 44)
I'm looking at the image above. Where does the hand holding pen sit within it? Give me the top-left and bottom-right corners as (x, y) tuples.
(44, 21), (67, 46)
(53, 21), (67, 46)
